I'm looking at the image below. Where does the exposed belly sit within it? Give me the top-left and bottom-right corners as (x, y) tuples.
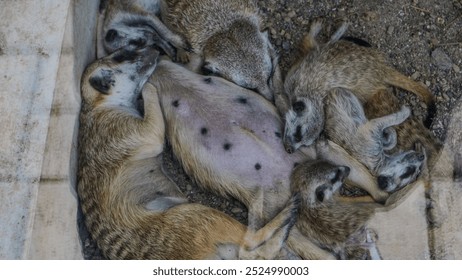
(151, 60), (307, 208)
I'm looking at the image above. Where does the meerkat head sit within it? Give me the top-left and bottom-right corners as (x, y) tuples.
(103, 15), (176, 57)
(82, 45), (159, 109)
(282, 97), (324, 153)
(376, 143), (426, 192)
(201, 19), (275, 101)
(291, 161), (350, 208)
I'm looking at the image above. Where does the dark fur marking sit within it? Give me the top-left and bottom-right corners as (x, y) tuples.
(149, 170), (154, 173)
(201, 127), (208, 135)
(223, 143), (232, 151)
(124, 19), (151, 29)
(424, 101), (436, 128)
(293, 101), (305, 113)
(294, 126), (302, 143)
(204, 77), (212, 84)
(112, 50), (137, 63)
(129, 75), (136, 81)
(331, 169), (341, 184)
(105, 29), (118, 42)
(172, 100), (180, 107)
(315, 186), (327, 202)
(275, 132), (282, 138)
(294, 162), (299, 168)
(129, 38), (147, 48)
(377, 176), (389, 190)
(341, 36), (372, 48)
(255, 163), (262, 170)
(89, 75), (113, 95)
(400, 166), (416, 180)
(237, 97), (248, 104)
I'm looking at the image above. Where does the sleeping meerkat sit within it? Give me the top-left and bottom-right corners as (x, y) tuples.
(98, 0), (190, 58)
(279, 20), (435, 154)
(158, 0), (280, 101)
(77, 45), (299, 260)
(324, 87), (426, 192)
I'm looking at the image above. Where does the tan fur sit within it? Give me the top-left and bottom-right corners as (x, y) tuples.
(291, 160), (426, 259)
(364, 89), (443, 173)
(99, 0), (189, 58)
(149, 59), (412, 259)
(159, 0), (279, 100)
(77, 46), (297, 259)
(280, 21), (435, 154)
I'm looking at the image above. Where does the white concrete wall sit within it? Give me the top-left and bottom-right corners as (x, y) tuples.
(0, 0), (98, 259)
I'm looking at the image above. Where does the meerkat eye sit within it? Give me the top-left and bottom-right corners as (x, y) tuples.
(400, 166), (416, 179)
(315, 185), (327, 202)
(105, 29), (118, 42)
(330, 169), (342, 184)
(129, 37), (147, 48)
(293, 101), (305, 113)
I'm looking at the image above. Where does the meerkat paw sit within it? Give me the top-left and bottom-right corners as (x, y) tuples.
(174, 48), (191, 64)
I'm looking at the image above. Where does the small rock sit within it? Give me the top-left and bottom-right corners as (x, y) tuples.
(186, 184), (193, 192)
(436, 17), (445, 25)
(282, 41), (290, 51)
(387, 26), (394, 35)
(453, 64), (461, 73)
(231, 207), (243, 214)
(288, 10), (296, 18)
(411, 71), (421, 80)
(431, 48), (453, 70)
(425, 81), (431, 87)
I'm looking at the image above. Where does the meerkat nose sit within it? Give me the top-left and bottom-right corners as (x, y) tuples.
(342, 166), (351, 177)
(417, 153), (425, 161)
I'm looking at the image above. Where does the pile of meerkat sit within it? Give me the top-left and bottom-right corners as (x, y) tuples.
(77, 0), (442, 260)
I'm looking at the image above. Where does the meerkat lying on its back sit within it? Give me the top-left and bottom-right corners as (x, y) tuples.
(158, 0), (279, 101)
(78, 45), (299, 260)
(280, 21), (435, 154)
(324, 88), (425, 192)
(98, 0), (190, 58)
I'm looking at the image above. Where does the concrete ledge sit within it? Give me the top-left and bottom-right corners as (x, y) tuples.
(0, 0), (71, 259)
(368, 181), (430, 259)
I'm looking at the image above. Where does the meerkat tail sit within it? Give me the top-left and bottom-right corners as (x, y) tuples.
(384, 68), (436, 128)
(298, 20), (323, 55)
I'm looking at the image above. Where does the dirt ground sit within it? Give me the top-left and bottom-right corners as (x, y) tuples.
(80, 0), (462, 259)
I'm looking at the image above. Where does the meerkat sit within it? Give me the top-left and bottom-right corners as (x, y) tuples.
(280, 21), (435, 154)
(324, 87), (426, 192)
(157, 0), (280, 101)
(149, 58), (406, 259)
(363, 88), (443, 173)
(292, 160), (424, 260)
(78, 45), (301, 260)
(290, 160), (385, 259)
(97, 0), (190, 58)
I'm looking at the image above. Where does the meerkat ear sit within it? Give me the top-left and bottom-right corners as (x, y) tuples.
(89, 69), (114, 95)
